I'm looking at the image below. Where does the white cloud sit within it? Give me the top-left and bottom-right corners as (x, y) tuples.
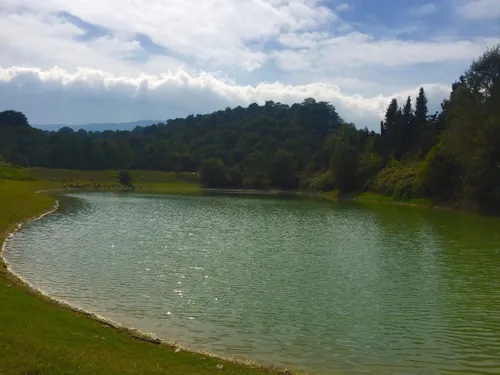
(0, 0), (496, 128)
(0, 9), (180, 75)
(0, 0), (335, 71)
(456, 0), (500, 20)
(409, 3), (438, 16)
(276, 32), (498, 70)
(0, 66), (451, 129)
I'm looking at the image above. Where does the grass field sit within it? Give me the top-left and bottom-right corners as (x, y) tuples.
(0, 165), (37, 181)
(29, 167), (200, 184)
(0, 168), (286, 375)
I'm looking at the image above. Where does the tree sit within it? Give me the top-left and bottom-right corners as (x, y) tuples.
(118, 170), (132, 186)
(435, 45), (500, 210)
(415, 87), (428, 126)
(269, 149), (297, 189)
(1, 44), (499, 213)
(391, 95), (415, 160)
(199, 158), (228, 188)
(0, 110), (29, 129)
(242, 151), (269, 189)
(227, 166), (243, 188)
(381, 98), (400, 159)
(330, 140), (358, 193)
(466, 44), (500, 101)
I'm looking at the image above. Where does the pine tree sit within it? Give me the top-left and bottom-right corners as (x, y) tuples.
(414, 87), (430, 155)
(401, 95), (415, 156)
(382, 98), (400, 158)
(384, 98), (399, 136)
(415, 87), (428, 126)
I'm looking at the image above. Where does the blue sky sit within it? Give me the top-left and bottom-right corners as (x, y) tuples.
(0, 0), (498, 129)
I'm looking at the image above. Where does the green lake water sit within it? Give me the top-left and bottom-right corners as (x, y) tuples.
(4, 192), (500, 374)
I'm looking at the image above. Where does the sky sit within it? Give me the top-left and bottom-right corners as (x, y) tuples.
(0, 0), (499, 129)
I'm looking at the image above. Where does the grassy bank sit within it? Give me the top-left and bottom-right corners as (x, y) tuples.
(354, 192), (434, 207)
(0, 171), (285, 375)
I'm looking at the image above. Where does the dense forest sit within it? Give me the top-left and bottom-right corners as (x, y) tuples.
(1, 45), (499, 212)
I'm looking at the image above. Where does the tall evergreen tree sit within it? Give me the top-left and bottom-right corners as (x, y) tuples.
(382, 98), (400, 158)
(415, 87), (428, 126)
(414, 87), (430, 155)
(400, 95), (415, 157)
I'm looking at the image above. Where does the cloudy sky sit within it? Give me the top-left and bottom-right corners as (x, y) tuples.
(0, 0), (499, 129)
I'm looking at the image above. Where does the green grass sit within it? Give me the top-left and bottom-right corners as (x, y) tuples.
(355, 192), (434, 206)
(25, 167), (202, 194)
(0, 165), (36, 181)
(29, 167), (200, 185)
(0, 176), (285, 375)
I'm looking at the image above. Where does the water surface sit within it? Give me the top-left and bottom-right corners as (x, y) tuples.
(5, 193), (500, 374)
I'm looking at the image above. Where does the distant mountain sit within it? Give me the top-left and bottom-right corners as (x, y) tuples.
(34, 120), (164, 132)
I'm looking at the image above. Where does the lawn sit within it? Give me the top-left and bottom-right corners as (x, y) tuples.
(0, 170), (284, 375)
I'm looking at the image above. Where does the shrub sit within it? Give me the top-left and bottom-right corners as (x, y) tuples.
(371, 160), (424, 199)
(118, 170), (132, 186)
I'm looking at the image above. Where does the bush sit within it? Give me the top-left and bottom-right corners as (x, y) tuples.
(118, 170), (132, 186)
(300, 170), (334, 192)
(371, 160), (424, 199)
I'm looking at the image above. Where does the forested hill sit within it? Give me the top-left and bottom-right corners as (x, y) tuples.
(1, 45), (499, 212)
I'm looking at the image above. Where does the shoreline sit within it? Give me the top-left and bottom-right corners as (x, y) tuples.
(0, 190), (290, 374)
(35, 185), (481, 216)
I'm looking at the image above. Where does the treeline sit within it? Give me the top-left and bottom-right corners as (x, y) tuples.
(0, 45), (499, 212)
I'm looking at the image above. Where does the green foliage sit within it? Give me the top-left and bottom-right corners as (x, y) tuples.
(371, 160), (424, 199)
(357, 152), (383, 189)
(426, 44), (500, 211)
(269, 149), (297, 189)
(227, 166), (243, 188)
(118, 170), (132, 186)
(330, 140), (358, 193)
(415, 87), (429, 127)
(242, 151), (269, 189)
(199, 158), (228, 188)
(0, 100), (343, 189)
(0, 110), (29, 129)
(419, 144), (459, 199)
(301, 170), (335, 193)
(0, 44), (499, 211)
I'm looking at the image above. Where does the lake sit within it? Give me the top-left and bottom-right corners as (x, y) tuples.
(4, 192), (500, 374)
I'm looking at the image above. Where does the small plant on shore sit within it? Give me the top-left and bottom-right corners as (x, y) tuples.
(118, 170), (132, 187)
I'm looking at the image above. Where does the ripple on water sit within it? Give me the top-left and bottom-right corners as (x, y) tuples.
(4, 192), (500, 375)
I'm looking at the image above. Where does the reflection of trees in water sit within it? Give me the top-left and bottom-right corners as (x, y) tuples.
(364, 202), (500, 366)
(56, 194), (93, 217)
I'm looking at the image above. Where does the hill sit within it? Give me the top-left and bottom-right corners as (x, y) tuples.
(1, 44), (499, 212)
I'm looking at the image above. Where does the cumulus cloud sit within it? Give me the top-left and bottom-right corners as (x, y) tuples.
(0, 0), (496, 128)
(0, 66), (451, 129)
(0, 0), (335, 72)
